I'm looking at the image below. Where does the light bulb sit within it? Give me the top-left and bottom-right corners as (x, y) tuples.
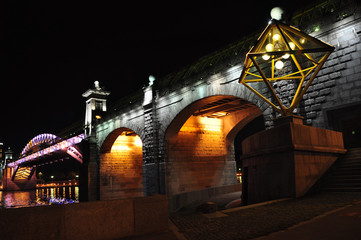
(275, 60), (284, 70)
(266, 43), (274, 52)
(273, 34), (281, 41)
(288, 42), (296, 50)
(262, 54), (270, 60)
(300, 38), (306, 44)
(282, 53), (290, 59)
(270, 7), (284, 20)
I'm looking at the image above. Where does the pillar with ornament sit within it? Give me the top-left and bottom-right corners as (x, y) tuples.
(239, 10), (346, 205)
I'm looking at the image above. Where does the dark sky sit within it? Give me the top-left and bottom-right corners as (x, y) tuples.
(2, 0), (316, 155)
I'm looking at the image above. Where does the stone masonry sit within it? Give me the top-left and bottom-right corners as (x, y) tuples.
(90, 1), (361, 205)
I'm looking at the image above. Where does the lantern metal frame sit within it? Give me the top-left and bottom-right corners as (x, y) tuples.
(239, 20), (334, 116)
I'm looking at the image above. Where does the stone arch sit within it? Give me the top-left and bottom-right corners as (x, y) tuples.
(97, 120), (145, 152)
(158, 82), (271, 143)
(163, 92), (264, 204)
(100, 127), (142, 153)
(99, 127), (144, 200)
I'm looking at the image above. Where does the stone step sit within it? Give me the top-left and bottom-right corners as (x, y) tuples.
(332, 169), (361, 174)
(326, 182), (361, 188)
(319, 148), (361, 193)
(336, 166), (361, 171)
(347, 147), (361, 151)
(345, 151), (361, 157)
(337, 161), (361, 166)
(336, 158), (361, 163)
(322, 187), (361, 192)
(339, 157), (361, 162)
(328, 178), (361, 183)
(331, 175), (361, 181)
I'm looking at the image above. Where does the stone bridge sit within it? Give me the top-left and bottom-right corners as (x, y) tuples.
(81, 1), (361, 210)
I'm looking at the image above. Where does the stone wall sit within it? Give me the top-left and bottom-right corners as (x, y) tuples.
(92, 1), (361, 200)
(0, 195), (168, 240)
(165, 103), (262, 199)
(166, 115), (232, 195)
(99, 134), (143, 200)
(300, 11), (361, 128)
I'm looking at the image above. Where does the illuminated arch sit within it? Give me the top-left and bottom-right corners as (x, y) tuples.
(99, 127), (144, 200)
(100, 127), (143, 153)
(164, 95), (263, 198)
(21, 133), (61, 157)
(9, 133), (85, 168)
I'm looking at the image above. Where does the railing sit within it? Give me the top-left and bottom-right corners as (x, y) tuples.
(8, 133), (85, 168)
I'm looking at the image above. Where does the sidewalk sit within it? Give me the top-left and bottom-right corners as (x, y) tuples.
(170, 192), (361, 240)
(119, 229), (179, 240)
(120, 192), (361, 240)
(256, 201), (361, 240)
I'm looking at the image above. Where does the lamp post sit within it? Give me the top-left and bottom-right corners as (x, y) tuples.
(239, 19), (334, 116)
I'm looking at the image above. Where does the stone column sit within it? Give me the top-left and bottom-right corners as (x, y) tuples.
(79, 136), (100, 201)
(80, 81), (109, 201)
(142, 77), (165, 195)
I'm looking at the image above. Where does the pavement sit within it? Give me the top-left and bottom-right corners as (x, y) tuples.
(118, 229), (179, 240)
(120, 192), (361, 240)
(256, 201), (361, 240)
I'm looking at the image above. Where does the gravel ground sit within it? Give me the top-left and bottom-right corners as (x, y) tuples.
(170, 192), (361, 240)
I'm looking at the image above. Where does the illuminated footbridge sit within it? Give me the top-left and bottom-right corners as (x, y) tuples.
(3, 133), (84, 190)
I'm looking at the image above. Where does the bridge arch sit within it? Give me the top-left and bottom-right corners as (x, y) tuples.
(97, 117), (145, 153)
(158, 82), (271, 142)
(20, 133), (61, 157)
(99, 127), (144, 200)
(163, 93), (264, 198)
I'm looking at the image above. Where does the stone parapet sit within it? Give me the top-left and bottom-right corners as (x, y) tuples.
(0, 195), (168, 240)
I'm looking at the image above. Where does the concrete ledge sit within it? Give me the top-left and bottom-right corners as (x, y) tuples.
(0, 194), (168, 240)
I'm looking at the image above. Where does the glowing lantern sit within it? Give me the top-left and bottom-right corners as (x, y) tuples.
(265, 43), (274, 52)
(239, 19), (334, 116)
(275, 60), (284, 70)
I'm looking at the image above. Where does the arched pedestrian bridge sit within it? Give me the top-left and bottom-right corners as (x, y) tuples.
(3, 133), (84, 190)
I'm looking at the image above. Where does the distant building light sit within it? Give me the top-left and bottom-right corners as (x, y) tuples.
(95, 115), (102, 120)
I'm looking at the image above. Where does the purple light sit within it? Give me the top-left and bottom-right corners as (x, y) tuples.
(20, 133), (61, 157)
(8, 134), (85, 168)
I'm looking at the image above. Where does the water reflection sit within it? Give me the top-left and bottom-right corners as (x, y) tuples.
(0, 186), (79, 208)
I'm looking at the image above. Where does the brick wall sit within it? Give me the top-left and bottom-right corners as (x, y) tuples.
(100, 134), (143, 200)
(94, 1), (361, 199)
(165, 102), (263, 196)
(299, 13), (361, 128)
(166, 115), (233, 195)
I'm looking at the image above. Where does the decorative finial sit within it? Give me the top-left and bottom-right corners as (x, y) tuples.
(94, 80), (100, 90)
(148, 75), (156, 86)
(270, 7), (284, 21)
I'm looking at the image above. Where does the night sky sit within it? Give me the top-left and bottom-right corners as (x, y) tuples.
(2, 0), (316, 155)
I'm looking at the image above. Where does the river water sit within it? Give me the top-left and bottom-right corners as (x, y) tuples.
(0, 186), (79, 208)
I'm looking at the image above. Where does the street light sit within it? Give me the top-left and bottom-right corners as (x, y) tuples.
(239, 19), (334, 116)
